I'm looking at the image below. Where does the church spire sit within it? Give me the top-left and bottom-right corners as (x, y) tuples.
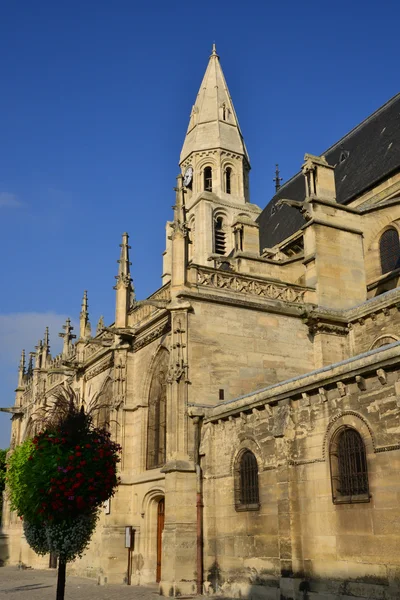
(114, 232), (134, 328)
(180, 44), (249, 167)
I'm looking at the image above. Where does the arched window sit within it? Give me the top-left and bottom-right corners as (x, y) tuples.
(225, 167), (232, 194)
(330, 427), (369, 504)
(146, 349), (168, 469)
(95, 379), (112, 430)
(214, 217), (226, 255)
(235, 449), (260, 511)
(380, 228), (400, 274)
(204, 166), (212, 192)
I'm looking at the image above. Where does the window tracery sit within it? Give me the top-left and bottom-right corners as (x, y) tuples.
(146, 348), (168, 469)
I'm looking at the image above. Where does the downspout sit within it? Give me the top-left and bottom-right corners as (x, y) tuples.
(193, 416), (203, 595)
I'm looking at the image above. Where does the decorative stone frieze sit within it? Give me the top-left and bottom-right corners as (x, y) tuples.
(195, 266), (306, 304)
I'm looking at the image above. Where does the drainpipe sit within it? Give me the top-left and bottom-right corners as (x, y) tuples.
(193, 416), (203, 596)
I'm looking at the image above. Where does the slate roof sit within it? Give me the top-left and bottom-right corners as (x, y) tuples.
(258, 92), (400, 251)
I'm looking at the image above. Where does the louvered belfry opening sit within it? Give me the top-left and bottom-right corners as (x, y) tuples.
(214, 217), (226, 255)
(330, 427), (369, 503)
(204, 166), (212, 192)
(146, 349), (168, 469)
(225, 167), (232, 194)
(235, 450), (260, 510)
(380, 228), (400, 274)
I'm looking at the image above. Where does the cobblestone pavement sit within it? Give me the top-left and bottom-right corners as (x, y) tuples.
(0, 566), (210, 600)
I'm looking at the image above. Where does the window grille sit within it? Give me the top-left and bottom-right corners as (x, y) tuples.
(380, 228), (400, 274)
(146, 349), (168, 469)
(225, 167), (232, 194)
(214, 217), (226, 255)
(204, 167), (212, 192)
(235, 450), (260, 511)
(330, 427), (369, 503)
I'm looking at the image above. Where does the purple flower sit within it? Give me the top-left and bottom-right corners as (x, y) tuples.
(57, 466), (63, 471)
(68, 496), (74, 500)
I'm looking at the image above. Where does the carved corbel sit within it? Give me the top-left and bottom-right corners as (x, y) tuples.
(377, 368), (387, 385)
(356, 375), (367, 391)
(319, 387), (328, 403)
(337, 381), (346, 397)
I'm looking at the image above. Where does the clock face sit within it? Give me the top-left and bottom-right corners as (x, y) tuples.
(183, 166), (193, 187)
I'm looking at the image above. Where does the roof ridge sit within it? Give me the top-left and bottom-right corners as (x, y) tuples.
(322, 91), (400, 155)
(268, 91), (400, 200)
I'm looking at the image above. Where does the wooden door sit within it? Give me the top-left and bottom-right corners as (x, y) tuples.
(156, 498), (165, 583)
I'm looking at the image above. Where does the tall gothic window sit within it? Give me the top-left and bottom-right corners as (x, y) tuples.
(235, 449), (260, 511)
(330, 427), (369, 504)
(214, 217), (226, 255)
(225, 167), (232, 194)
(204, 166), (212, 192)
(146, 348), (168, 469)
(380, 228), (400, 274)
(95, 378), (112, 430)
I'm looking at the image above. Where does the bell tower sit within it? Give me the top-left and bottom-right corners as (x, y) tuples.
(163, 45), (260, 275)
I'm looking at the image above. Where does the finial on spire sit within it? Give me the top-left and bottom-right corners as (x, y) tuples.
(59, 318), (76, 357)
(79, 290), (91, 339)
(211, 42), (218, 57)
(273, 164), (283, 193)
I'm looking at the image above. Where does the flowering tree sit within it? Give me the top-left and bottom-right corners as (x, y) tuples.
(6, 389), (121, 600)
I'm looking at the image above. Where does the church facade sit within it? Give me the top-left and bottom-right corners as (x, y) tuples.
(2, 46), (400, 600)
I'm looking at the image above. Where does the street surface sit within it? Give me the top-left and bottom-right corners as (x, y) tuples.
(0, 566), (213, 599)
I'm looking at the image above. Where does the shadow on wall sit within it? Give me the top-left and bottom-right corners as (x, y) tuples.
(204, 561), (398, 600)
(0, 531), (9, 566)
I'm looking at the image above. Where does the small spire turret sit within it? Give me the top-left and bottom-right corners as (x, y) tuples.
(114, 233), (134, 327)
(79, 290), (91, 339)
(34, 339), (43, 370)
(17, 349), (26, 388)
(96, 315), (105, 335)
(42, 327), (50, 366)
(27, 352), (34, 378)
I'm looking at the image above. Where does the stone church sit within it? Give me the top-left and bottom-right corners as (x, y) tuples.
(2, 45), (400, 600)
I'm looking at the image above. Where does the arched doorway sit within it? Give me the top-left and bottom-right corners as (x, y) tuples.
(156, 498), (165, 583)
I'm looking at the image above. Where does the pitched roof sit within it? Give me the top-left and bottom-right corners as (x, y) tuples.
(180, 45), (249, 166)
(258, 92), (400, 250)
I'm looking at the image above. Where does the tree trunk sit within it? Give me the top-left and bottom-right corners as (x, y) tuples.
(56, 559), (66, 600)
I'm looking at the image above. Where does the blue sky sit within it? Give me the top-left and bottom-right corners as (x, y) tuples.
(0, 0), (399, 447)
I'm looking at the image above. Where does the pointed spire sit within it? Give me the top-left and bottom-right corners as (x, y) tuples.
(17, 349), (26, 387)
(273, 164), (283, 193)
(59, 318), (76, 357)
(42, 327), (50, 367)
(114, 233), (135, 327)
(79, 290), (91, 339)
(27, 352), (34, 378)
(34, 339), (43, 369)
(180, 45), (249, 166)
(96, 315), (105, 335)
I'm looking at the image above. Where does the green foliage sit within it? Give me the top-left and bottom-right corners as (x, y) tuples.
(0, 447), (8, 521)
(23, 512), (99, 561)
(6, 439), (34, 520)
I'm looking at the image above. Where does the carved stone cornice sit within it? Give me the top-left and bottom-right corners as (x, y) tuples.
(133, 320), (170, 352)
(304, 316), (349, 336)
(194, 266), (307, 305)
(84, 355), (114, 382)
